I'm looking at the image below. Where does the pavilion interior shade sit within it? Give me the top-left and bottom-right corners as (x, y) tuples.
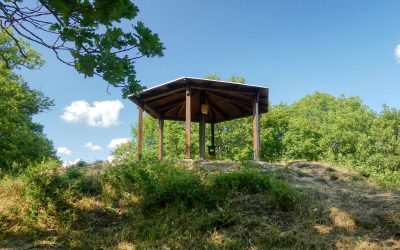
(128, 77), (268, 123)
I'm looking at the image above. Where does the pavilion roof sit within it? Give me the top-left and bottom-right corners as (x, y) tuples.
(128, 77), (268, 123)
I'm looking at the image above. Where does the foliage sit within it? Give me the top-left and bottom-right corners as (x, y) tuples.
(70, 160), (88, 168)
(228, 76), (245, 83)
(117, 89), (400, 187)
(0, 29), (44, 70)
(0, 31), (56, 173)
(105, 161), (215, 210)
(19, 160), (102, 229)
(204, 73), (221, 80)
(117, 114), (200, 161)
(277, 93), (400, 186)
(105, 160), (299, 211)
(0, 0), (165, 97)
(212, 170), (299, 210)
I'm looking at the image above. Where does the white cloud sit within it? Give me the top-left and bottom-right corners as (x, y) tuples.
(108, 138), (130, 149)
(62, 158), (81, 168)
(395, 44), (400, 63)
(60, 100), (124, 128)
(84, 142), (102, 151)
(106, 155), (115, 163)
(57, 147), (72, 155)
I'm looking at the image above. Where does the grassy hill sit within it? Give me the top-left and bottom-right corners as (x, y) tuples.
(0, 160), (399, 249)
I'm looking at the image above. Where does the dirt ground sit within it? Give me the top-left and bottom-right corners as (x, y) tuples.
(278, 161), (400, 249)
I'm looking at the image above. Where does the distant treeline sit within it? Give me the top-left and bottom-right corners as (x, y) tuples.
(113, 92), (400, 186)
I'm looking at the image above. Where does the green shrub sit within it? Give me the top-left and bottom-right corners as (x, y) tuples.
(21, 160), (103, 224)
(104, 161), (218, 209)
(104, 161), (300, 212)
(212, 170), (300, 210)
(212, 170), (272, 194)
(21, 162), (71, 224)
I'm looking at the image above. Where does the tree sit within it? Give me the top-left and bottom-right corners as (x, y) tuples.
(0, 0), (165, 97)
(204, 74), (221, 81)
(228, 76), (245, 84)
(260, 104), (289, 161)
(0, 30), (56, 173)
(282, 93), (376, 162)
(361, 106), (400, 172)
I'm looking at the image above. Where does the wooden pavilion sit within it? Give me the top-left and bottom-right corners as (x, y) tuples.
(128, 77), (269, 161)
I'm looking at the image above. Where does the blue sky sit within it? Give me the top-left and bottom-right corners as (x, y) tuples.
(18, 0), (400, 163)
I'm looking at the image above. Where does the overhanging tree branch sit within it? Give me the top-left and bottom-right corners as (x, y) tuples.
(0, 0), (165, 97)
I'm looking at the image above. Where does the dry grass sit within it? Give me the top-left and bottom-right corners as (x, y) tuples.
(329, 207), (357, 231)
(0, 178), (28, 235)
(274, 161), (400, 250)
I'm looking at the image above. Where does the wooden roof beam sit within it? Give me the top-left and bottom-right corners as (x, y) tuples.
(158, 99), (185, 113)
(229, 101), (252, 115)
(209, 101), (230, 119)
(206, 91), (253, 108)
(204, 93), (215, 123)
(191, 85), (256, 97)
(141, 87), (185, 102)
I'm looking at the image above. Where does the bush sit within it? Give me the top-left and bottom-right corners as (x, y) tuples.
(212, 170), (273, 194)
(104, 161), (300, 212)
(104, 161), (218, 209)
(212, 170), (300, 210)
(21, 160), (103, 224)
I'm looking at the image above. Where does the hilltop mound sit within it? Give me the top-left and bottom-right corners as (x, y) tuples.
(0, 160), (399, 249)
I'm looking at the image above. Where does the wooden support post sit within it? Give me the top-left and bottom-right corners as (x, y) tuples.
(253, 92), (260, 161)
(211, 122), (215, 147)
(158, 118), (164, 160)
(199, 92), (206, 160)
(137, 106), (143, 159)
(185, 85), (191, 159)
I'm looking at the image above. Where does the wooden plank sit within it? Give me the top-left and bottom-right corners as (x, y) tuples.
(177, 102), (185, 117)
(204, 93), (214, 121)
(158, 118), (164, 160)
(143, 104), (160, 118)
(161, 104), (181, 117)
(206, 91), (252, 110)
(191, 85), (256, 96)
(208, 106), (223, 122)
(137, 106), (143, 159)
(231, 101), (252, 114)
(157, 99), (185, 113)
(199, 92), (206, 160)
(141, 87), (185, 102)
(185, 85), (191, 159)
(205, 89), (255, 104)
(252, 92), (260, 161)
(208, 99), (230, 118)
(130, 98), (160, 119)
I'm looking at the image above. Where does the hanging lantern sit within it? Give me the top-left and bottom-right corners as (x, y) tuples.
(201, 104), (208, 115)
